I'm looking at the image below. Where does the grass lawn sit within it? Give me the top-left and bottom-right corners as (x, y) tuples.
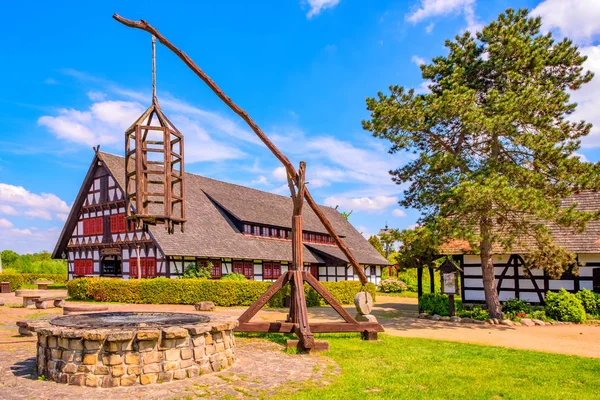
(246, 333), (600, 399)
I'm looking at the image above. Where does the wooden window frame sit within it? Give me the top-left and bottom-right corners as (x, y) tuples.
(253, 226), (260, 236)
(244, 224), (252, 235)
(130, 257), (157, 278)
(110, 213), (127, 233)
(261, 227), (269, 237)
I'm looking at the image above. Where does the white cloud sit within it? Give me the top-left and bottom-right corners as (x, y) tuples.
(0, 226), (60, 253)
(56, 213), (69, 222)
(414, 80), (432, 95)
(271, 184), (290, 196)
(0, 205), (18, 216)
(272, 166), (288, 182)
(392, 209), (407, 217)
(426, 22), (435, 33)
(251, 175), (270, 186)
(25, 210), (52, 220)
(306, 0), (340, 19)
(0, 218), (13, 228)
(87, 91), (107, 101)
(411, 55), (426, 66)
(323, 195), (398, 213)
(533, 0), (600, 43)
(571, 46), (600, 148)
(406, 0), (475, 23)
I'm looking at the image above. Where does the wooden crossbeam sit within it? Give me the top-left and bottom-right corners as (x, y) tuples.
(236, 321), (384, 334)
(238, 272), (290, 323)
(303, 271), (357, 324)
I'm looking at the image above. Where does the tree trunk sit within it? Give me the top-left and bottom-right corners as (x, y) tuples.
(480, 218), (502, 318)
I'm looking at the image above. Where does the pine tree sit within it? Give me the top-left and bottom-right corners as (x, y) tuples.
(368, 235), (386, 258)
(363, 9), (600, 318)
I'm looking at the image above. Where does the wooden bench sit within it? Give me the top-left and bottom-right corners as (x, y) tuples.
(63, 304), (109, 315)
(15, 289), (67, 308)
(32, 280), (54, 290)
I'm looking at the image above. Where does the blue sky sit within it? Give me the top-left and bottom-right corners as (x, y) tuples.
(1, 0), (600, 253)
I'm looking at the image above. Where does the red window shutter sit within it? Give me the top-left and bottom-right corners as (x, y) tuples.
(97, 217), (103, 234)
(263, 262), (272, 279)
(273, 263), (281, 277)
(130, 257), (137, 278)
(88, 260), (94, 275)
(211, 260), (222, 278)
(243, 262), (253, 279)
(146, 258), (156, 277)
(310, 265), (318, 278)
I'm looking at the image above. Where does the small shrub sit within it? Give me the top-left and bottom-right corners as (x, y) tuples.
(0, 273), (67, 291)
(221, 273), (247, 281)
(530, 310), (550, 321)
(576, 289), (600, 316)
(419, 293), (460, 316)
(458, 307), (489, 321)
(182, 262), (212, 279)
(545, 289), (586, 323)
(502, 298), (533, 315)
(379, 278), (407, 293)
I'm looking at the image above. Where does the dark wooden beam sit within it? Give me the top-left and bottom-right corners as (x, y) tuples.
(237, 272), (290, 323)
(235, 321), (384, 334)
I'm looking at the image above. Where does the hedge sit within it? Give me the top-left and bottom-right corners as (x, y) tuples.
(0, 273), (68, 291)
(67, 277), (376, 307)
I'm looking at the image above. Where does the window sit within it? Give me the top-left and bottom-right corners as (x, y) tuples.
(303, 232), (309, 242)
(310, 264), (318, 278)
(110, 213), (127, 233)
(263, 262), (281, 279)
(244, 224), (252, 235)
(310, 233), (316, 243)
(261, 227), (269, 237)
(233, 261), (254, 279)
(73, 260), (93, 276)
(130, 258), (157, 278)
(253, 226), (261, 236)
(270, 228), (278, 237)
(83, 217), (103, 235)
(199, 259), (222, 278)
(279, 229), (286, 239)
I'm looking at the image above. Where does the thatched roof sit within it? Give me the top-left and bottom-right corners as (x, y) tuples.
(440, 191), (600, 255)
(54, 151), (389, 266)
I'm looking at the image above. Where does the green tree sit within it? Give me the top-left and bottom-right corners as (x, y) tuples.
(363, 9), (600, 318)
(368, 235), (386, 258)
(391, 225), (440, 271)
(340, 210), (353, 220)
(1, 250), (19, 267)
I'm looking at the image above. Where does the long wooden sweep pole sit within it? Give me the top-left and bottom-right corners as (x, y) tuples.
(113, 14), (369, 285)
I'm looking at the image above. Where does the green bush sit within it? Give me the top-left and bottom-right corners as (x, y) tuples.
(458, 306), (489, 321)
(67, 277), (376, 307)
(576, 289), (600, 316)
(502, 298), (533, 315)
(419, 293), (461, 316)
(545, 289), (586, 323)
(530, 310), (550, 321)
(0, 273), (67, 291)
(379, 278), (407, 293)
(181, 262), (212, 279)
(221, 273), (247, 281)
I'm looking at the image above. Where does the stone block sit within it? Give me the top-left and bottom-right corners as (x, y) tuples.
(82, 330), (108, 341)
(127, 365), (141, 375)
(56, 373), (68, 384)
(51, 348), (62, 359)
(63, 363), (77, 374)
(102, 354), (123, 366)
(158, 371), (173, 383)
(205, 334), (213, 345)
(180, 359), (193, 369)
(194, 301), (215, 311)
(61, 350), (75, 362)
(140, 374), (157, 385)
(69, 374), (86, 386)
(192, 335), (205, 347)
(83, 353), (98, 365)
(164, 361), (178, 371)
(165, 349), (181, 361)
(69, 339), (84, 351)
(85, 375), (100, 387)
(104, 341), (121, 352)
(77, 365), (92, 373)
(84, 340), (101, 351)
(107, 331), (134, 342)
(193, 347), (205, 360)
(181, 348), (193, 360)
(136, 330), (160, 341)
(125, 352), (141, 365)
(120, 375), (138, 386)
(173, 369), (187, 380)
(205, 344), (216, 355)
(186, 366), (199, 378)
(138, 340), (157, 352)
(355, 313), (378, 323)
(55, 360), (66, 372)
(520, 318), (535, 327)
(143, 364), (161, 374)
(215, 342), (225, 352)
(112, 365), (125, 377)
(95, 365), (110, 375)
(212, 332), (223, 342)
(38, 335), (47, 346)
(143, 351), (162, 364)
(162, 327), (188, 339)
(210, 360), (223, 372)
(58, 337), (70, 349)
(186, 325), (211, 335)
(121, 340), (133, 351)
(102, 376), (120, 388)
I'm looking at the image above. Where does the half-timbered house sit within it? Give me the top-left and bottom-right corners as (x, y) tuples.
(52, 151), (389, 283)
(441, 191), (600, 303)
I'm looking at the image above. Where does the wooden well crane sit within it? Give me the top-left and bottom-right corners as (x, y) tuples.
(114, 14), (383, 351)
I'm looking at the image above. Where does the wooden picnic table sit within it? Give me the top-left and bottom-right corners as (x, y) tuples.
(32, 280), (54, 290)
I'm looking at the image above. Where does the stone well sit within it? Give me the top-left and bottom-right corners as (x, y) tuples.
(26, 312), (238, 387)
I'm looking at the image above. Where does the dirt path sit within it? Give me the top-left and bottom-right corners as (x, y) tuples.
(2, 292), (600, 359)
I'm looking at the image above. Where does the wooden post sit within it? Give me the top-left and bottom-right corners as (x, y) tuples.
(448, 294), (455, 317)
(417, 267), (423, 312)
(429, 267), (435, 293)
(136, 245), (142, 279)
